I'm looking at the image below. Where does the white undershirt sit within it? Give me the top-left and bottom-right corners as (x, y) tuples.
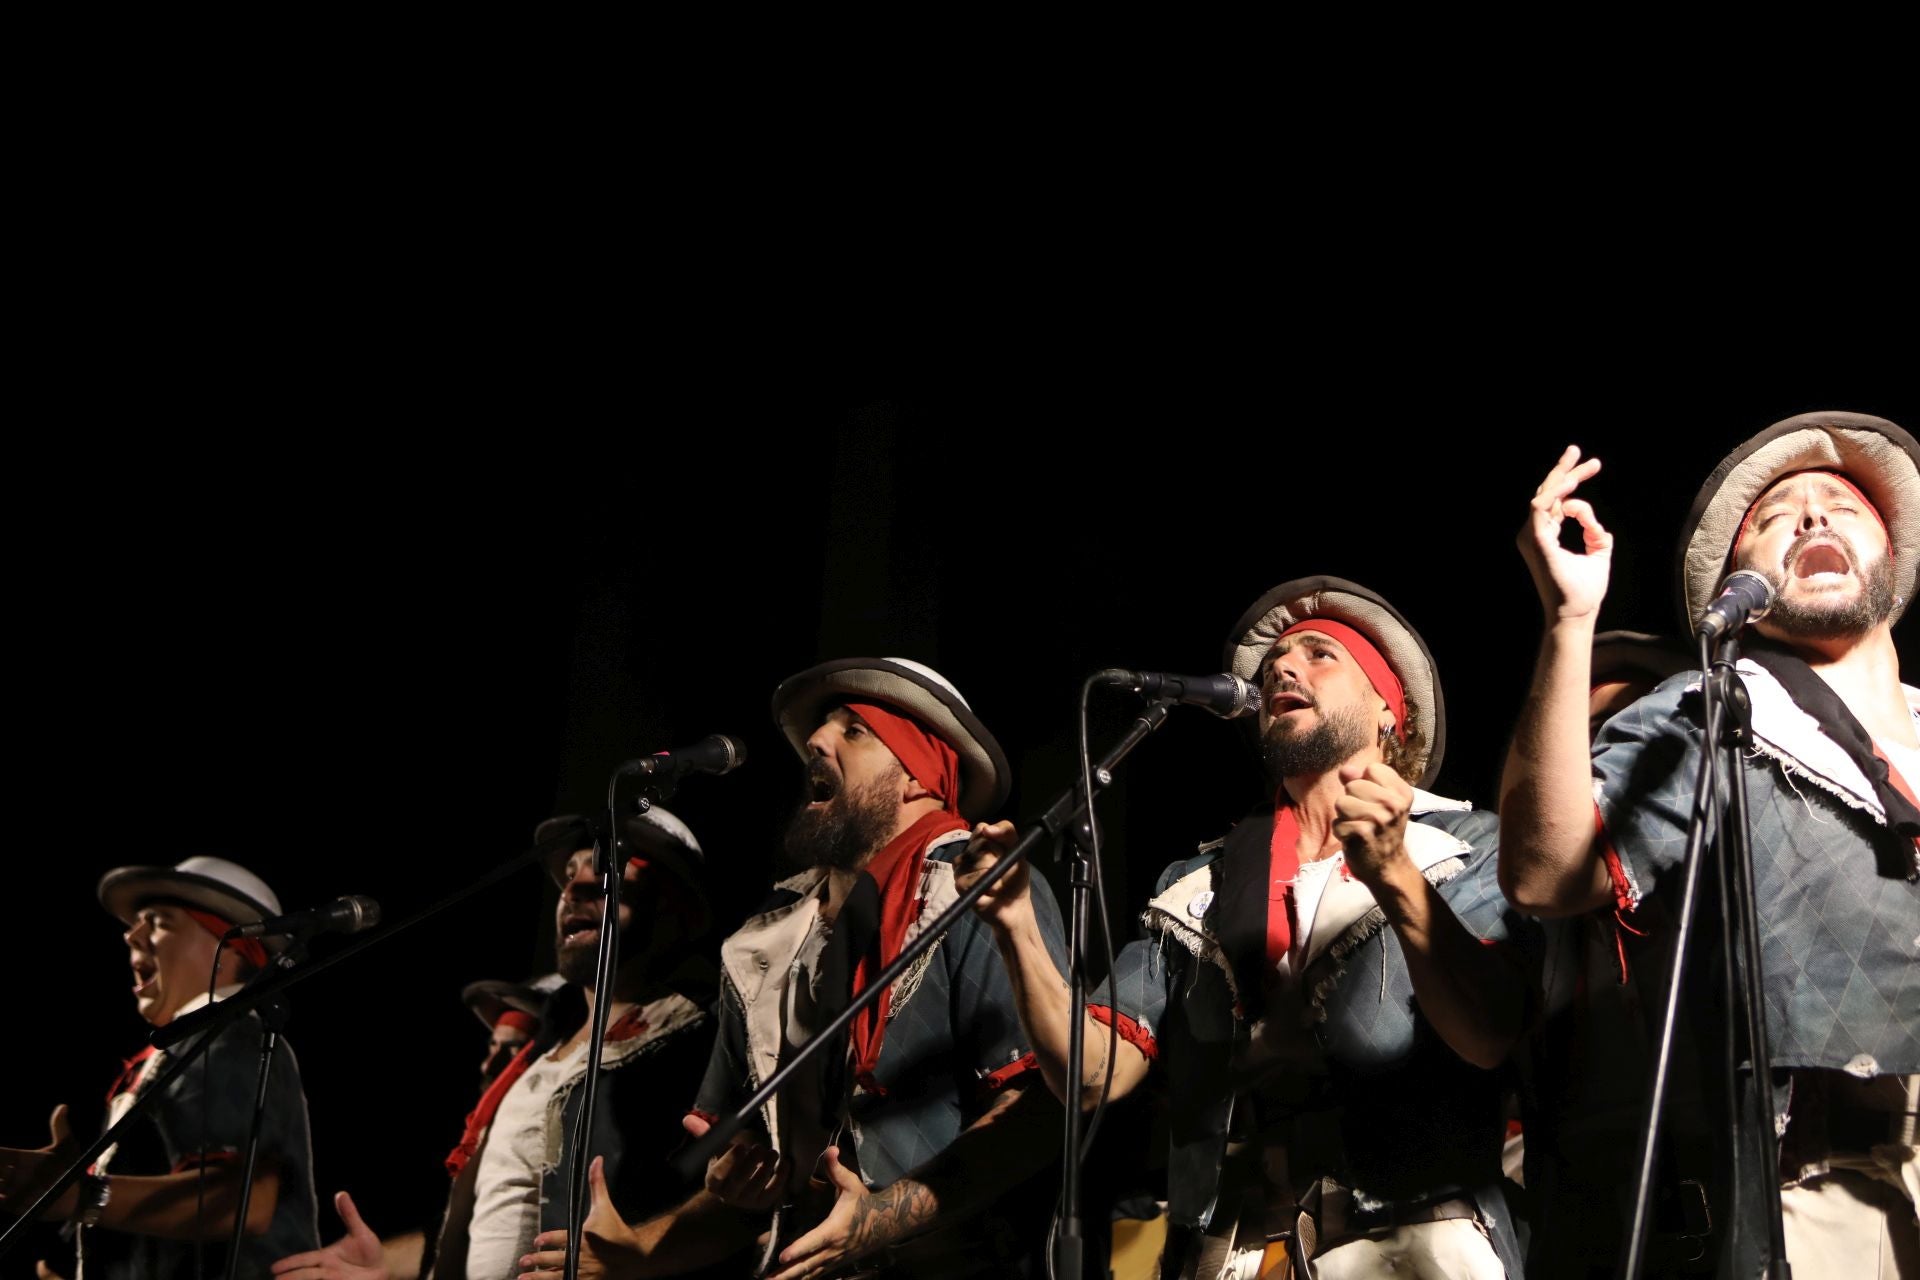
(1274, 854), (1345, 979)
(1879, 734), (1920, 798)
(465, 1046), (588, 1280)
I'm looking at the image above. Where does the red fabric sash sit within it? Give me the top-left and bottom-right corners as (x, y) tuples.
(849, 808), (968, 1094)
(1266, 798), (1352, 968)
(1266, 801), (1302, 966)
(443, 1005), (652, 1177)
(106, 1045), (156, 1102)
(446, 1041), (537, 1177)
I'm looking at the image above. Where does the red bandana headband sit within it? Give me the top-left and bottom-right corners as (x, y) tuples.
(182, 907), (268, 973)
(1277, 618), (1407, 742)
(844, 701), (962, 812)
(1732, 469), (1891, 564)
(493, 1010), (537, 1035)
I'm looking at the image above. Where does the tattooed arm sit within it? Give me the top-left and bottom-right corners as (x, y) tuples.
(766, 1083), (1057, 1280)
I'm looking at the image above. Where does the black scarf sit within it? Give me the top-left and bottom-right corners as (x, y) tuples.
(1744, 644), (1920, 881)
(1213, 806), (1280, 1018)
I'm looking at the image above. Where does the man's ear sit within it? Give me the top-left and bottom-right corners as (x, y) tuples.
(901, 773), (936, 804)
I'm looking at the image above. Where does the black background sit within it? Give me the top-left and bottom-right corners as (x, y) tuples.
(5, 313), (1915, 1275)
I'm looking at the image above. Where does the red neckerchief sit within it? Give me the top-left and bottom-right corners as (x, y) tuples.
(1267, 800), (1302, 966)
(1266, 795), (1351, 969)
(849, 808), (968, 1095)
(443, 1004), (652, 1177)
(446, 1041), (537, 1177)
(838, 699), (968, 1095)
(106, 1045), (157, 1102)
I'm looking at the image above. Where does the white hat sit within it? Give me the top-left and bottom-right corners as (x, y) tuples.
(770, 657), (1009, 819)
(98, 856), (288, 953)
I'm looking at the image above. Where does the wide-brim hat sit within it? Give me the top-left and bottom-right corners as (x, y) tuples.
(536, 808), (705, 893)
(770, 657), (1009, 820)
(460, 979), (546, 1030)
(1677, 410), (1920, 631)
(98, 856), (289, 953)
(1223, 576), (1446, 789)
(1591, 630), (1695, 687)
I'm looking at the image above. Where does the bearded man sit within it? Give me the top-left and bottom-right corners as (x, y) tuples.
(527, 658), (1071, 1280)
(1502, 414), (1920, 1277)
(963, 579), (1540, 1279)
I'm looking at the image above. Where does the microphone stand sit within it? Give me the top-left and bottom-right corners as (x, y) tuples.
(561, 764), (666, 1280)
(1618, 633), (1789, 1280)
(0, 826), (585, 1260)
(677, 696), (1178, 1207)
(222, 939), (306, 1280)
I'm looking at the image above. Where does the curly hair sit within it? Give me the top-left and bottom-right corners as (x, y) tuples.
(1379, 701), (1429, 785)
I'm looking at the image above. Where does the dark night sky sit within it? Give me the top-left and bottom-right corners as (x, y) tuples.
(5, 315), (1914, 1274)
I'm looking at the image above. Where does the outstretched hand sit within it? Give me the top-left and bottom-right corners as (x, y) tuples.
(520, 1156), (642, 1280)
(1519, 445), (1613, 621)
(0, 1104), (78, 1220)
(686, 1113), (788, 1214)
(768, 1146), (913, 1280)
(270, 1190), (387, 1280)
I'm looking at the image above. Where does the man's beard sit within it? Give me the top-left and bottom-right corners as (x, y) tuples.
(782, 758), (901, 871)
(1750, 535), (1896, 640)
(1261, 699), (1374, 788)
(556, 915), (622, 986)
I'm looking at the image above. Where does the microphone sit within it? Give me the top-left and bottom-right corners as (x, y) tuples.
(1095, 669), (1261, 719)
(617, 734), (748, 779)
(1696, 570), (1776, 641)
(227, 895), (381, 940)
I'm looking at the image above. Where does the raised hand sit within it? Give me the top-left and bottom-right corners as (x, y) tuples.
(270, 1190), (388, 1280)
(0, 1104), (78, 1219)
(1333, 762), (1415, 887)
(953, 820), (1032, 936)
(686, 1114), (788, 1214)
(520, 1156), (643, 1280)
(769, 1146), (922, 1280)
(1519, 445), (1613, 621)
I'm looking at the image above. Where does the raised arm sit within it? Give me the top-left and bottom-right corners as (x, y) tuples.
(955, 822), (1151, 1110)
(1499, 446), (1618, 917)
(1337, 765), (1528, 1068)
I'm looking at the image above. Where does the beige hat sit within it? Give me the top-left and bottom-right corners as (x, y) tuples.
(1223, 576), (1446, 789)
(770, 657), (1009, 819)
(1675, 410), (1919, 631)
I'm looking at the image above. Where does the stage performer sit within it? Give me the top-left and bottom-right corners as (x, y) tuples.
(962, 579), (1539, 1279)
(273, 810), (720, 1280)
(0, 856), (321, 1280)
(527, 658), (1072, 1279)
(461, 977), (550, 1091)
(1502, 415), (1920, 1277)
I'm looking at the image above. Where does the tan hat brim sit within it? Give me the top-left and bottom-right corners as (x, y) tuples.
(1222, 575), (1446, 789)
(1677, 411), (1919, 631)
(770, 659), (1009, 820)
(97, 867), (290, 954)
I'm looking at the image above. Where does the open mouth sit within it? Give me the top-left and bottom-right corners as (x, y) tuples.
(1267, 689), (1314, 716)
(560, 914), (600, 946)
(1791, 541), (1851, 579)
(805, 765), (840, 807)
(130, 956), (158, 996)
